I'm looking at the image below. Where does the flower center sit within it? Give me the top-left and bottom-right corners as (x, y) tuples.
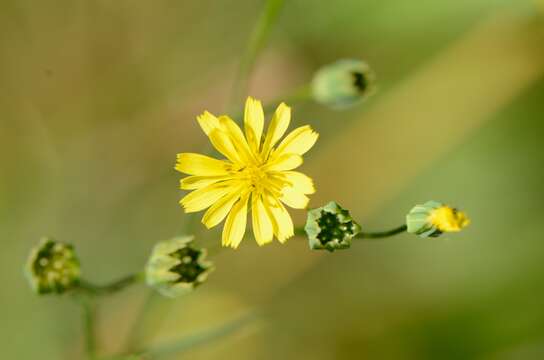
(240, 164), (269, 190)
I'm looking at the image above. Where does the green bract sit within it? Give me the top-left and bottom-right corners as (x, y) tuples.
(311, 59), (375, 109)
(305, 201), (361, 252)
(145, 236), (213, 298)
(406, 200), (444, 237)
(25, 238), (81, 295)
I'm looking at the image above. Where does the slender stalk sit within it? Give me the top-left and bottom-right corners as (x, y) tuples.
(355, 224), (407, 239)
(228, 0), (287, 111)
(79, 272), (143, 296)
(123, 290), (159, 353)
(136, 312), (256, 359)
(81, 296), (97, 360)
(262, 84), (312, 113)
(294, 224), (408, 240)
(231, 83), (313, 120)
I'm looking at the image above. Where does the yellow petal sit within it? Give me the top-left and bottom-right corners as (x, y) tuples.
(222, 193), (249, 248)
(201, 187), (242, 228)
(218, 116), (256, 164)
(274, 125), (319, 157)
(280, 171), (315, 194)
(180, 182), (235, 213)
(208, 129), (242, 164)
(197, 111), (221, 135)
(175, 153), (231, 176)
(264, 153), (303, 171)
(244, 97), (264, 153)
(264, 193), (294, 243)
(180, 175), (231, 190)
(251, 194), (273, 246)
(261, 102), (290, 159)
(280, 187), (310, 209)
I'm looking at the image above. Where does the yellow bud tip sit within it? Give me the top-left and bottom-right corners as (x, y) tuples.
(428, 206), (470, 233)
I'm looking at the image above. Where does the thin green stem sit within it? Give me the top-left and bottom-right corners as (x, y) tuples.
(81, 296), (97, 360)
(228, 0), (287, 111)
(136, 312), (256, 359)
(294, 224), (408, 240)
(355, 224), (407, 239)
(262, 84), (312, 113)
(123, 289), (159, 353)
(228, 83), (313, 122)
(79, 272), (143, 296)
(294, 227), (306, 237)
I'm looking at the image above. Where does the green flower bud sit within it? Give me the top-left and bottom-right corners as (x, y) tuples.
(406, 200), (470, 238)
(311, 59), (375, 109)
(305, 201), (361, 252)
(145, 236), (213, 298)
(25, 238), (81, 295)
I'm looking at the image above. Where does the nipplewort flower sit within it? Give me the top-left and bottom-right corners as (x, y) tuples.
(305, 201), (361, 252)
(176, 97), (318, 248)
(406, 200), (470, 237)
(145, 236), (213, 298)
(25, 238), (80, 295)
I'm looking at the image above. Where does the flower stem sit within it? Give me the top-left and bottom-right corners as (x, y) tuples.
(79, 272), (143, 296)
(80, 296), (97, 359)
(262, 84), (313, 113)
(294, 224), (408, 240)
(123, 290), (159, 353)
(136, 312), (256, 358)
(355, 224), (407, 239)
(228, 0), (287, 111)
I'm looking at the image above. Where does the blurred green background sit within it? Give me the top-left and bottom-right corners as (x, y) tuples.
(2, 0), (544, 358)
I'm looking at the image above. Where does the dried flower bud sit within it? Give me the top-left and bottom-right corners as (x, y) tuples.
(311, 59), (375, 109)
(406, 201), (470, 238)
(145, 236), (213, 298)
(25, 238), (80, 295)
(305, 201), (361, 252)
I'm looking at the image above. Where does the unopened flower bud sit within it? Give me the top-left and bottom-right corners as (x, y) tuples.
(406, 201), (470, 238)
(145, 236), (213, 298)
(311, 59), (375, 109)
(305, 201), (361, 252)
(25, 238), (80, 295)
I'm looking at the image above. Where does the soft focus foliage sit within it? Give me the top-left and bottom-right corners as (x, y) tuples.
(3, 0), (544, 359)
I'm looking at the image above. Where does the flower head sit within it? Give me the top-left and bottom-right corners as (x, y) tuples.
(406, 200), (470, 237)
(305, 201), (361, 252)
(311, 59), (375, 109)
(25, 238), (80, 295)
(145, 236), (213, 298)
(176, 97), (318, 248)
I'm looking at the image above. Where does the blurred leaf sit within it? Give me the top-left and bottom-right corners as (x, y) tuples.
(139, 311), (256, 359)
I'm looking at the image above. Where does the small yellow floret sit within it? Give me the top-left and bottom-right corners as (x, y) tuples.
(428, 206), (470, 232)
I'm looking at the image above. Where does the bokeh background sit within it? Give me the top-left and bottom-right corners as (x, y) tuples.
(2, 0), (544, 359)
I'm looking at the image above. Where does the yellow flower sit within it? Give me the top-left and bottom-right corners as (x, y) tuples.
(429, 206), (470, 232)
(176, 97), (319, 248)
(406, 201), (470, 237)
